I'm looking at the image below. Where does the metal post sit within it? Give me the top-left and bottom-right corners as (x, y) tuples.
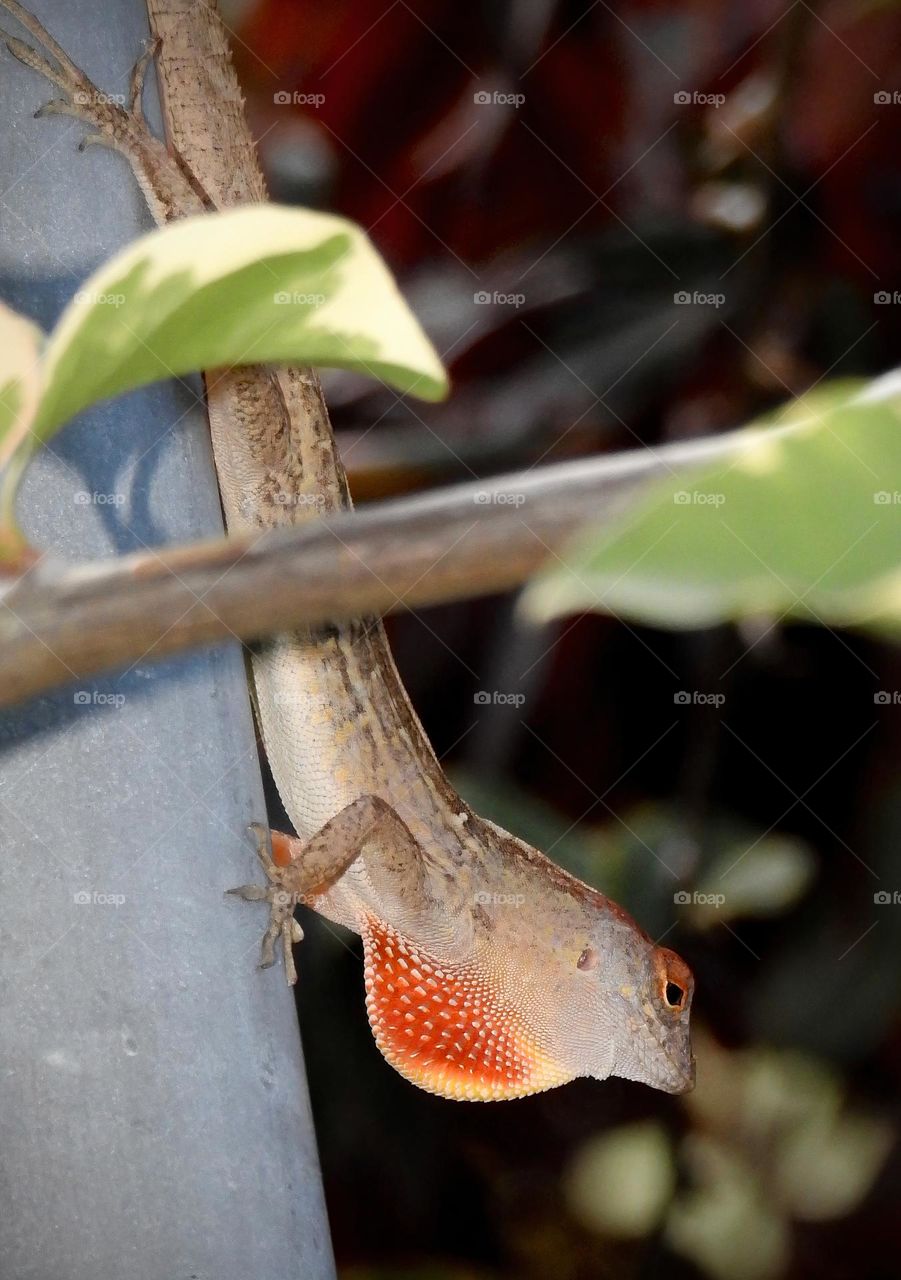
(0, 2), (335, 1275)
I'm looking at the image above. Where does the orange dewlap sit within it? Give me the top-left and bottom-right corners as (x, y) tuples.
(362, 916), (571, 1101)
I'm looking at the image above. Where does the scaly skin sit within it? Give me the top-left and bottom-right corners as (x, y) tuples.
(1, 0), (694, 1099)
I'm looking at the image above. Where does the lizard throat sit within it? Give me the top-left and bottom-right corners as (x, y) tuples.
(361, 917), (572, 1101)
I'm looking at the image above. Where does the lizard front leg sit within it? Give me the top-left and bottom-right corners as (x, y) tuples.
(228, 795), (426, 985)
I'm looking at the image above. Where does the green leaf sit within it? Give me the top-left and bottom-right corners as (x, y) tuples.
(689, 835), (815, 928)
(565, 1122), (676, 1238)
(524, 377), (901, 635)
(667, 1134), (789, 1280)
(0, 300), (43, 469)
(776, 1109), (892, 1222)
(35, 203), (448, 440)
(0, 301), (44, 554)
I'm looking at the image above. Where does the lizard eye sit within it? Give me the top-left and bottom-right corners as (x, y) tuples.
(577, 946), (598, 971)
(653, 946), (693, 1013)
(665, 982), (685, 1008)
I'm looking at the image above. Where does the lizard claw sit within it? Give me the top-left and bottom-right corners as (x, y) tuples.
(34, 97), (75, 120)
(77, 133), (107, 153)
(227, 822), (304, 985)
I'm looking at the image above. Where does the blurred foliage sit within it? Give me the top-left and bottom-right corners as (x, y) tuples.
(452, 770), (817, 935)
(565, 1121), (676, 1238)
(665, 1034), (893, 1278)
(238, 0), (901, 1276)
(526, 379), (901, 636)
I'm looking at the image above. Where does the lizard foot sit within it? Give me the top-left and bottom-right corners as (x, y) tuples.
(227, 823), (304, 985)
(4, 15), (150, 150)
(1, 8), (206, 219)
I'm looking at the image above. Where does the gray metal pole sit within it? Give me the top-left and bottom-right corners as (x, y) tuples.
(0, 2), (335, 1276)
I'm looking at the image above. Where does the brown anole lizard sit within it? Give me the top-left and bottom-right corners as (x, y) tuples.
(1, 0), (694, 1100)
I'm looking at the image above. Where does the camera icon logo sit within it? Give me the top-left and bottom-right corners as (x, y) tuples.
(874, 890), (891, 904)
(473, 291), (491, 304)
(73, 891), (92, 905)
(674, 291), (691, 304)
(674, 490), (692, 504)
(474, 690), (491, 704)
(674, 890), (692, 904)
(674, 691), (691, 704)
(73, 690), (91, 705)
(273, 91), (291, 105)
(874, 291), (891, 304)
(473, 91), (491, 105)
(874, 691), (891, 703)
(874, 91), (890, 104)
(673, 91), (691, 105)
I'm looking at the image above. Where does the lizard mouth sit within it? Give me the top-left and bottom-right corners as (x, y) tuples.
(662, 1048), (696, 1094)
(646, 1023), (696, 1094)
(612, 990), (695, 1094)
(613, 1039), (695, 1094)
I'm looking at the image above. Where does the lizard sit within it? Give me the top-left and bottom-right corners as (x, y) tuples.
(0, 0), (694, 1101)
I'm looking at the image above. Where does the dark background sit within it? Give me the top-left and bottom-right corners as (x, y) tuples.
(228, 1), (901, 1276)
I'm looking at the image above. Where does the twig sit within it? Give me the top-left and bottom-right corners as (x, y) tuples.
(0, 434), (738, 708)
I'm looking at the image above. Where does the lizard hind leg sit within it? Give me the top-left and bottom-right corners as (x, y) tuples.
(227, 795), (428, 987)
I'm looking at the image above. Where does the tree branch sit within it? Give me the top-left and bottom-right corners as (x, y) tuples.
(0, 433), (736, 708)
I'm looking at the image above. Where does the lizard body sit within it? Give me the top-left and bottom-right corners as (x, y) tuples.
(1, 0), (694, 1099)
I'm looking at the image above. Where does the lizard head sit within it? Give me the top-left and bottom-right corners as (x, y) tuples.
(578, 936), (696, 1095)
(455, 872), (696, 1097)
(556, 920), (695, 1095)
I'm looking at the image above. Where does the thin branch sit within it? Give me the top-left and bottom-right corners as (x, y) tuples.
(0, 434), (739, 708)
